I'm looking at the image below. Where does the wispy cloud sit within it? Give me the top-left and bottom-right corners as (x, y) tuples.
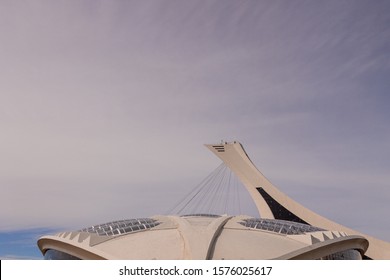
(0, 255), (42, 260)
(0, 228), (59, 259)
(0, 0), (389, 249)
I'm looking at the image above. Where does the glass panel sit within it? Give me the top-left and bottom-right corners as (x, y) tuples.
(181, 214), (222, 218)
(44, 249), (80, 260)
(238, 218), (325, 235)
(320, 249), (362, 260)
(79, 218), (160, 237)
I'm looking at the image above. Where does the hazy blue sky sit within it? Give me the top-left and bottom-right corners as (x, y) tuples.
(1, 0), (389, 259)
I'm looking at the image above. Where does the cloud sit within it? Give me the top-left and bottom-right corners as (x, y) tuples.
(0, 0), (389, 244)
(0, 254), (42, 260)
(0, 228), (58, 259)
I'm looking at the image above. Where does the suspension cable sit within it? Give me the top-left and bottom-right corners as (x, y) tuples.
(167, 163), (246, 216)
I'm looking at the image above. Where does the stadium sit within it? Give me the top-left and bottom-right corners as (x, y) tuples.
(37, 142), (390, 259)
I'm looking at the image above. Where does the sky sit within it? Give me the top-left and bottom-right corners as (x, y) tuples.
(1, 0), (389, 259)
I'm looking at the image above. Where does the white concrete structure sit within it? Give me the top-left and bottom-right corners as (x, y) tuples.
(37, 141), (390, 259)
(205, 142), (390, 259)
